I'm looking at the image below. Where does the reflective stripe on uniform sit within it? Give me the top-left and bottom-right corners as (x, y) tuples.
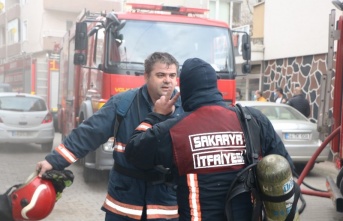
(187, 173), (201, 221)
(55, 144), (78, 163)
(135, 122), (152, 131)
(146, 204), (179, 219)
(103, 194), (143, 220)
(114, 142), (125, 153)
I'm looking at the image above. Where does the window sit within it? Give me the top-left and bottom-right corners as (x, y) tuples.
(0, 0), (5, 13)
(0, 26), (5, 46)
(106, 20), (235, 73)
(232, 2), (242, 24)
(7, 19), (19, 44)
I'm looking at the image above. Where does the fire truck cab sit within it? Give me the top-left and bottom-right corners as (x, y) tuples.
(58, 3), (251, 182)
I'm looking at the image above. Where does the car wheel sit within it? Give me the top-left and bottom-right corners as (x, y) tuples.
(336, 167), (343, 189)
(338, 176), (343, 196)
(294, 163), (314, 174)
(83, 166), (100, 183)
(41, 142), (53, 152)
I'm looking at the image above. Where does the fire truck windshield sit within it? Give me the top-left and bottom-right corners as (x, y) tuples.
(107, 20), (235, 75)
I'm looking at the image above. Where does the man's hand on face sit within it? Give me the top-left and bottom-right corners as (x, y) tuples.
(154, 90), (180, 115)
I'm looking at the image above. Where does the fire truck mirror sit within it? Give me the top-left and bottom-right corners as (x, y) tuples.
(110, 21), (126, 46)
(74, 53), (86, 65)
(98, 64), (103, 71)
(115, 34), (123, 46)
(106, 12), (120, 26)
(75, 22), (88, 50)
(88, 26), (100, 37)
(241, 33), (251, 61)
(117, 20), (126, 31)
(242, 62), (251, 74)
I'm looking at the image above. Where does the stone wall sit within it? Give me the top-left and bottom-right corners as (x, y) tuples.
(263, 54), (334, 121)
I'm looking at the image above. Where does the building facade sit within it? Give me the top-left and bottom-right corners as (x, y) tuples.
(0, 0), (121, 108)
(251, 0), (338, 121)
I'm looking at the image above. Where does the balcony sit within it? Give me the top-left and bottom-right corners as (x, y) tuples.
(41, 28), (67, 51)
(44, 0), (121, 13)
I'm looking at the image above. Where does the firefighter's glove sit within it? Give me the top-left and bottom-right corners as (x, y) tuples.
(41, 170), (74, 201)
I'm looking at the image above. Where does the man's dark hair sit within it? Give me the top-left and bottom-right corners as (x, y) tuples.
(256, 90), (263, 96)
(144, 52), (179, 75)
(236, 88), (243, 99)
(276, 87), (283, 94)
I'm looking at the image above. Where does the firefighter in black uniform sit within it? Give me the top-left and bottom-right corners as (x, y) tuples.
(125, 58), (294, 221)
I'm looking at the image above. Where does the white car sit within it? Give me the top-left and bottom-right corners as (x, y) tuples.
(0, 93), (54, 151)
(237, 101), (329, 170)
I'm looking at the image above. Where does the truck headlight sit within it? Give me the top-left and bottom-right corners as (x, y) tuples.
(103, 137), (114, 152)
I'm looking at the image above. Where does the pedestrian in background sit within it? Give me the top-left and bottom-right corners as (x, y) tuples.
(274, 87), (287, 104)
(125, 58), (294, 221)
(287, 87), (310, 117)
(254, 90), (267, 102)
(36, 52), (183, 221)
(236, 88), (243, 101)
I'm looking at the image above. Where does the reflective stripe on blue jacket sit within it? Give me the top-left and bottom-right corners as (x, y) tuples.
(45, 85), (183, 220)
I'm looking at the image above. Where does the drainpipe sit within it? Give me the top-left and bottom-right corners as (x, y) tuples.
(230, 1), (233, 26)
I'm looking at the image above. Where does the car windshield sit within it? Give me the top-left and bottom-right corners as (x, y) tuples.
(252, 105), (307, 121)
(0, 96), (47, 112)
(107, 20), (234, 73)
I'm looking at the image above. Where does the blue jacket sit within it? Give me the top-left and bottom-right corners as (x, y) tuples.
(46, 85), (183, 220)
(287, 94), (310, 117)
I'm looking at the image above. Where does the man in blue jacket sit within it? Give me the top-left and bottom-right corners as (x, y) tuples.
(125, 58), (294, 221)
(36, 52), (183, 221)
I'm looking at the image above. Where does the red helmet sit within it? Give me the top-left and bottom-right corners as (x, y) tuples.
(10, 173), (56, 221)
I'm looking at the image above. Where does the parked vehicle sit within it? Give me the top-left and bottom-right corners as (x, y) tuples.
(58, 3), (251, 182)
(237, 101), (329, 170)
(0, 83), (12, 92)
(0, 57), (60, 133)
(0, 93), (55, 151)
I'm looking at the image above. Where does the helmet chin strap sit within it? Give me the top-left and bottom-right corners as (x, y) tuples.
(21, 184), (47, 219)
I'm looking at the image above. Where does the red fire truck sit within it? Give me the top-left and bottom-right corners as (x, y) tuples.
(58, 3), (251, 182)
(297, 5), (343, 213)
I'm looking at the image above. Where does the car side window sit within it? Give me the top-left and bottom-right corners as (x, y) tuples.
(280, 112), (291, 119)
(255, 106), (277, 119)
(29, 99), (47, 112)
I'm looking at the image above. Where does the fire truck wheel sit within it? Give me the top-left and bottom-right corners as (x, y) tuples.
(41, 142), (53, 152)
(337, 167), (343, 190)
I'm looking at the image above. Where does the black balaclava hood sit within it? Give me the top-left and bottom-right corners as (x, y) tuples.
(180, 58), (223, 112)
